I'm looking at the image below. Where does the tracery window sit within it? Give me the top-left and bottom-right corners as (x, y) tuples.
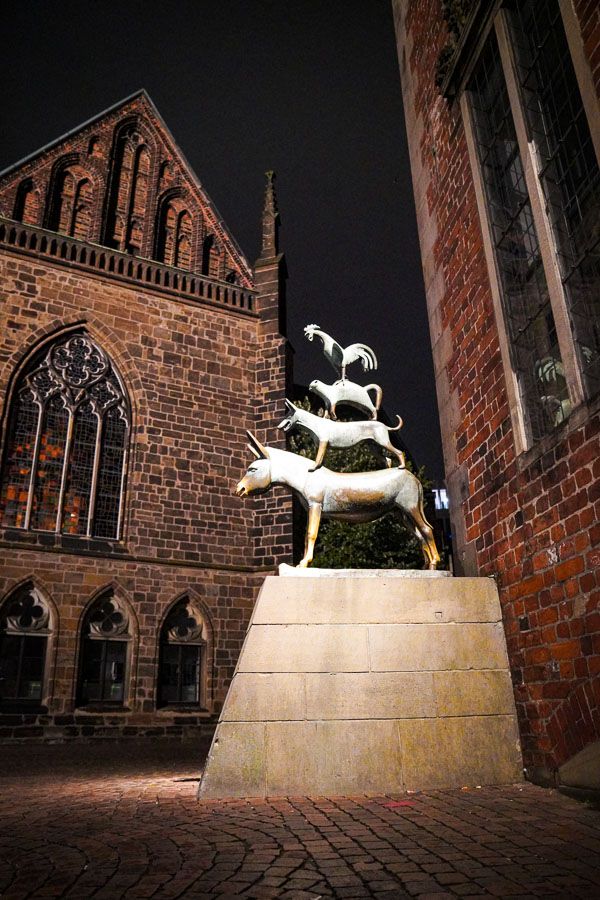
(0, 333), (129, 539)
(158, 599), (208, 707)
(77, 592), (130, 706)
(0, 584), (51, 705)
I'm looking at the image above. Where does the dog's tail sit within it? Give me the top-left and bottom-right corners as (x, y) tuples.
(389, 415), (403, 432)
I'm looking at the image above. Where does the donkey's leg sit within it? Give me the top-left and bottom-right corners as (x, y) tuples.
(299, 503), (323, 567)
(408, 503), (440, 570)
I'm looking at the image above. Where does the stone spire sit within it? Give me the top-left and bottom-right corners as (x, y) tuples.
(260, 170), (280, 257)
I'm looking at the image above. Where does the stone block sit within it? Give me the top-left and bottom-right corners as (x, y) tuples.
(305, 672), (434, 719)
(397, 716), (523, 789)
(225, 673), (306, 721)
(434, 670), (515, 716)
(199, 722), (265, 798)
(237, 623), (369, 672)
(368, 623), (508, 671)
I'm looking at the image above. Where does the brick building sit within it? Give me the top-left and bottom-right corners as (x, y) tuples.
(394, 0), (599, 788)
(0, 91), (291, 741)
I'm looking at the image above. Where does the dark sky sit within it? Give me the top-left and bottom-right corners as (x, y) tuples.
(2, 0), (444, 479)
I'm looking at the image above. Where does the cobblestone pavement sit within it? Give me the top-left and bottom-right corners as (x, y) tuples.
(0, 742), (599, 899)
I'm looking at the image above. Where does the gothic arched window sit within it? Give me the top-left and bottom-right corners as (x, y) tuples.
(105, 126), (151, 254)
(156, 198), (193, 269)
(13, 179), (40, 226)
(77, 592), (130, 706)
(0, 584), (51, 705)
(48, 166), (95, 241)
(158, 599), (208, 707)
(0, 333), (129, 539)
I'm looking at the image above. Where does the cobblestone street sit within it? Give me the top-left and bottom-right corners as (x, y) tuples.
(0, 742), (598, 899)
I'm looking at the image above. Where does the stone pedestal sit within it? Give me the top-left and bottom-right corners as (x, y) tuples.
(198, 574), (523, 798)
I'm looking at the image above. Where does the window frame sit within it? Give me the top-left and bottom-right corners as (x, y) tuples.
(459, 2), (599, 452)
(0, 331), (130, 540)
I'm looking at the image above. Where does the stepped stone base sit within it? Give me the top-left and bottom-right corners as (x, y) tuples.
(198, 575), (523, 798)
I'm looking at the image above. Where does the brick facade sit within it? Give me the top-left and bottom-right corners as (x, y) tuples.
(0, 92), (292, 741)
(394, 1), (599, 784)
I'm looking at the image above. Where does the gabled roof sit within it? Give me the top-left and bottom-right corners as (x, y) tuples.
(0, 91), (254, 286)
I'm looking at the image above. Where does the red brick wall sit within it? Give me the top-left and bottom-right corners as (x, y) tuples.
(395, 0), (600, 782)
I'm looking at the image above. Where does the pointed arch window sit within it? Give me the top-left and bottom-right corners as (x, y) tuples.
(156, 198), (193, 269)
(201, 234), (221, 279)
(48, 166), (95, 241)
(77, 592), (130, 706)
(0, 332), (129, 539)
(158, 599), (208, 707)
(0, 584), (51, 705)
(13, 179), (40, 226)
(106, 126), (151, 254)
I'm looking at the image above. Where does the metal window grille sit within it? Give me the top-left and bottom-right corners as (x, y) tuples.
(507, 0), (600, 398)
(0, 333), (129, 538)
(468, 29), (569, 441)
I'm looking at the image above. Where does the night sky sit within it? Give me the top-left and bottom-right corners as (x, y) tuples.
(2, 0), (444, 479)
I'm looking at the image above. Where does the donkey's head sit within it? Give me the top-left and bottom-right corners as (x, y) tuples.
(235, 431), (272, 497)
(277, 398), (299, 433)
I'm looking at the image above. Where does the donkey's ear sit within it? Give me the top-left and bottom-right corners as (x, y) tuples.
(247, 443), (261, 459)
(284, 398), (295, 411)
(246, 430), (270, 459)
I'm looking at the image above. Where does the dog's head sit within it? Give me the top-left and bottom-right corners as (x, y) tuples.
(277, 398), (299, 433)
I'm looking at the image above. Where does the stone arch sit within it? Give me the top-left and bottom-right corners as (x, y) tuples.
(154, 189), (195, 270)
(0, 578), (58, 708)
(13, 178), (41, 226)
(0, 326), (131, 539)
(103, 117), (156, 253)
(154, 589), (215, 711)
(45, 156), (99, 241)
(74, 582), (139, 709)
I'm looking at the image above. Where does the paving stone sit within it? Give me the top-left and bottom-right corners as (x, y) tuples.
(0, 742), (598, 898)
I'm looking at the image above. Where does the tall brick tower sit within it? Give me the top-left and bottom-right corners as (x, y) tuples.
(0, 91), (292, 742)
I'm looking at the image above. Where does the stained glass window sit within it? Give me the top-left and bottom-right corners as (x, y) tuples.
(0, 333), (129, 539)
(158, 600), (207, 707)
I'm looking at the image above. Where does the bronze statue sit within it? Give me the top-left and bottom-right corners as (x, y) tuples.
(237, 432), (439, 570)
(235, 322), (440, 570)
(278, 399), (405, 471)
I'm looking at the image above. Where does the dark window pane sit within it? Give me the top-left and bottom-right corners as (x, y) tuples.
(508, 0), (600, 396)
(0, 390), (39, 528)
(79, 639), (104, 703)
(93, 408), (126, 538)
(159, 643), (201, 705)
(79, 639), (126, 704)
(62, 401), (97, 535)
(468, 31), (568, 441)
(0, 634), (46, 701)
(103, 641), (126, 703)
(30, 395), (69, 531)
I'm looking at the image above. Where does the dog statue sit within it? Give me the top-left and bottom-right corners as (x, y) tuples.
(278, 399), (405, 470)
(309, 378), (382, 420)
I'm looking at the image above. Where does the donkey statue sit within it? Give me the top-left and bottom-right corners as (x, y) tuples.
(236, 431), (440, 570)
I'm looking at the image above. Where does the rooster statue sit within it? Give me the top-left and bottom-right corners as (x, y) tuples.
(303, 324), (378, 380)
